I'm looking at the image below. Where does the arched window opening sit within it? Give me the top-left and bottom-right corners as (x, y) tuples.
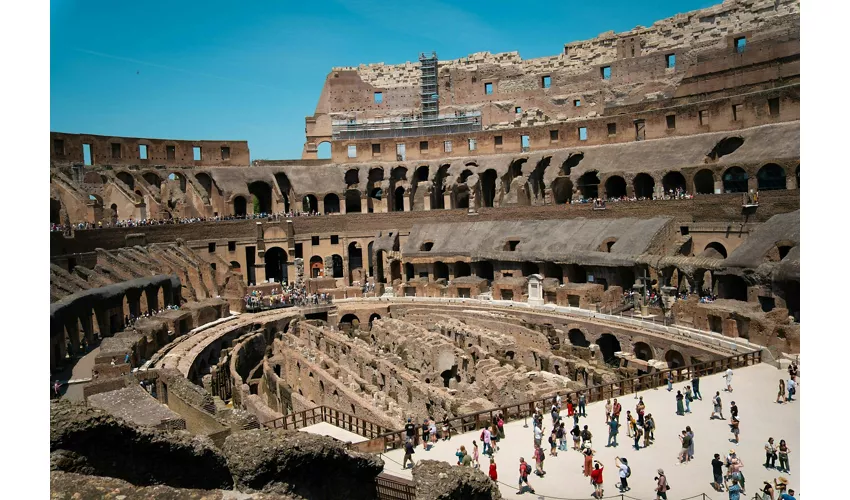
(568, 329), (590, 348)
(310, 255), (324, 278)
(345, 169), (360, 187)
(693, 169), (715, 195)
(264, 247), (288, 284)
(323, 193), (340, 214)
(722, 167), (748, 193)
(757, 164), (786, 191)
(702, 242), (728, 259)
(248, 182), (272, 214)
(316, 141), (331, 160)
(331, 254), (344, 278)
(454, 261), (471, 278)
(633, 173), (655, 199)
(117, 172), (135, 190)
(634, 342), (653, 361)
(662, 171), (687, 195)
(665, 349), (685, 369)
(604, 175), (627, 199)
(434, 261), (449, 281)
(561, 153), (584, 176)
(302, 194), (318, 213)
(233, 196), (247, 216)
(597, 333), (622, 365)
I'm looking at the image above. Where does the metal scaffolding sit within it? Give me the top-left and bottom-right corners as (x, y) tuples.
(419, 51), (439, 120)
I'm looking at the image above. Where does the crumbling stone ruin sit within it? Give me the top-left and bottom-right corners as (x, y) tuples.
(49, 1), (800, 498)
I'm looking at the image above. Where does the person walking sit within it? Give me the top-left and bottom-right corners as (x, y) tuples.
(533, 443), (546, 476)
(761, 481), (775, 500)
(676, 390), (685, 416)
(583, 446), (594, 476)
(686, 426), (695, 460)
(579, 391), (587, 416)
(488, 457), (498, 482)
(605, 399), (612, 422)
(482, 425), (493, 456)
(636, 397), (646, 426)
(615, 456), (630, 492)
(786, 377), (796, 402)
(607, 414), (619, 447)
(684, 386), (693, 413)
(711, 391), (725, 420)
(679, 430), (691, 463)
(429, 419), (438, 444)
(667, 371), (674, 391)
(472, 440), (480, 468)
(405, 418), (416, 443)
(727, 478), (743, 500)
(532, 423), (542, 450)
(517, 457), (535, 494)
(613, 398), (622, 422)
(655, 469), (669, 500)
(730, 401), (739, 420)
(692, 373), (702, 400)
(421, 419), (430, 450)
(403, 439), (416, 469)
(712, 453), (725, 492)
(53, 380), (62, 399)
(777, 439), (790, 473)
(777, 379), (786, 404)
(590, 460), (604, 499)
(632, 423), (642, 450)
(548, 428), (558, 457)
(730, 417), (740, 443)
(571, 424), (581, 450)
(626, 410), (634, 437)
(725, 367), (734, 392)
(765, 437), (777, 468)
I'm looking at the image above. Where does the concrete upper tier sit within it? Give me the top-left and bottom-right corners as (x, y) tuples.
(302, 0), (800, 160)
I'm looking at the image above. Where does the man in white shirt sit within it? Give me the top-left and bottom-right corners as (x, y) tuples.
(615, 456), (630, 492)
(725, 368), (734, 392)
(533, 424), (543, 448)
(786, 378), (796, 401)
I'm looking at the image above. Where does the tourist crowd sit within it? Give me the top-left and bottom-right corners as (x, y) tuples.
(125, 304), (181, 329)
(244, 284), (333, 310)
(396, 362), (799, 499)
(50, 210), (328, 233)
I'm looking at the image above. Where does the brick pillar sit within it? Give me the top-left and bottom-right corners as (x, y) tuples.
(361, 196), (369, 213)
(94, 307), (110, 338)
(64, 319), (79, 355)
(443, 192), (452, 210)
(403, 190), (411, 212)
(80, 312), (95, 345)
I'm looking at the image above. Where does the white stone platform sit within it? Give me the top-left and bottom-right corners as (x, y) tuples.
(380, 363), (799, 499)
(299, 421), (368, 444)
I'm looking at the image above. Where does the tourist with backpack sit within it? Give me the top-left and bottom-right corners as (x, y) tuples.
(402, 439), (415, 469)
(533, 443), (546, 476)
(655, 469), (670, 499)
(481, 426), (492, 456)
(590, 460), (604, 498)
(518, 457), (535, 494)
(711, 391), (725, 420)
(615, 456), (631, 492)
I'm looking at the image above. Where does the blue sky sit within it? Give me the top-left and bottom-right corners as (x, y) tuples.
(50, 0), (717, 160)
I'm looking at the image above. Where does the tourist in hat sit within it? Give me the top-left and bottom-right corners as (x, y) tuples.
(615, 456), (630, 492)
(760, 481), (775, 500)
(777, 379), (786, 404)
(402, 439), (415, 469)
(655, 469), (668, 499)
(676, 390), (685, 416)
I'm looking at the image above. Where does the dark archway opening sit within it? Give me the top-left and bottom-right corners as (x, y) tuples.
(633, 173), (655, 199)
(432, 165), (449, 209)
(561, 153), (584, 175)
(340, 314), (360, 330)
(345, 189), (361, 213)
(757, 164), (786, 191)
(662, 171), (687, 195)
(348, 242), (363, 283)
(716, 274), (748, 301)
(454, 261), (471, 278)
(597, 333), (622, 364)
(390, 260), (402, 282)
(568, 329), (590, 348)
(521, 261), (539, 276)
(722, 167), (748, 193)
(233, 196), (247, 216)
(481, 169), (497, 207)
(404, 262), (414, 281)
(248, 182), (272, 214)
(434, 261), (449, 281)
(529, 157), (550, 200)
(551, 177), (573, 204)
(345, 169), (360, 187)
(376, 250), (385, 283)
(440, 365), (458, 388)
(634, 342), (653, 361)
(331, 254), (344, 278)
(475, 261), (494, 281)
(703, 242), (728, 259)
(264, 247), (288, 284)
(665, 350), (685, 369)
(117, 172), (135, 190)
(195, 173), (213, 197)
(302, 194), (318, 213)
(707, 137), (744, 160)
(310, 255), (324, 278)
(577, 171), (600, 199)
(455, 186), (470, 209)
(605, 175), (627, 199)
(51, 199), (61, 224)
(694, 169), (715, 194)
(324, 193), (340, 214)
(394, 186), (406, 212)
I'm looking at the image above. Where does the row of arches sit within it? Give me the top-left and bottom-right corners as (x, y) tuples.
(566, 329), (686, 368)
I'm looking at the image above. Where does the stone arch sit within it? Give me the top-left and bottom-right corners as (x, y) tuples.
(167, 172), (187, 192)
(561, 153), (584, 176)
(316, 141), (331, 159)
(323, 193), (340, 213)
(414, 165), (429, 182)
(345, 189), (361, 213)
(142, 172), (162, 187)
(340, 314), (361, 330)
(345, 168), (360, 187)
(432, 164), (450, 209)
(230, 261), (241, 271)
(264, 247), (288, 284)
(722, 166), (748, 193)
(302, 194), (318, 213)
(664, 349), (685, 369)
(195, 172), (213, 196)
(116, 172), (135, 190)
(551, 177), (573, 204)
(703, 242), (728, 259)
(454, 261), (471, 278)
(233, 196), (247, 216)
(502, 158), (527, 194)
(393, 186), (406, 212)
(331, 254), (344, 278)
(693, 169), (715, 194)
(568, 328), (590, 348)
(310, 255), (324, 278)
(757, 163), (786, 191)
(274, 173), (292, 212)
(369, 313), (381, 326)
(248, 181), (272, 214)
(391, 166), (408, 182)
(633, 341), (654, 361)
(662, 171), (687, 194)
(596, 333), (621, 363)
(480, 169), (498, 207)
(577, 171), (600, 199)
(110, 203), (119, 219)
(528, 156), (551, 200)
(604, 175), (627, 199)
(434, 261), (449, 281)
(633, 173), (655, 199)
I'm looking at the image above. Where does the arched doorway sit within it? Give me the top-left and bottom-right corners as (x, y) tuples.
(302, 194), (318, 213)
(339, 314), (360, 330)
(551, 177), (573, 204)
(310, 255), (324, 278)
(195, 172), (213, 196)
(703, 242), (728, 259)
(264, 247), (288, 284)
(757, 164), (786, 191)
(568, 329), (590, 348)
(662, 171), (687, 195)
(376, 250), (386, 283)
(369, 313), (381, 327)
(331, 254), (344, 278)
(454, 261), (471, 278)
(324, 193), (340, 213)
(390, 260), (401, 282)
(604, 175), (627, 199)
(233, 196), (247, 216)
(481, 169), (497, 207)
(634, 342), (653, 361)
(722, 167), (748, 193)
(633, 173), (655, 199)
(434, 261), (449, 281)
(577, 171), (600, 199)
(348, 242), (363, 284)
(345, 190), (361, 213)
(317, 142), (331, 159)
(665, 349), (685, 369)
(394, 186), (406, 212)
(248, 182), (272, 214)
(597, 333), (622, 363)
(693, 169), (715, 194)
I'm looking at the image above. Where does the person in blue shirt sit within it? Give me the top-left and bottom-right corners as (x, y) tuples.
(607, 416), (619, 447)
(727, 478), (742, 500)
(779, 489), (795, 500)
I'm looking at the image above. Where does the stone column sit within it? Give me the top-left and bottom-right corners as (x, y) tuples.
(80, 312), (95, 345)
(443, 192), (452, 210)
(94, 307), (110, 338)
(360, 196), (369, 213)
(317, 198), (325, 215)
(403, 189), (411, 212)
(64, 319), (79, 356)
(714, 179), (723, 194)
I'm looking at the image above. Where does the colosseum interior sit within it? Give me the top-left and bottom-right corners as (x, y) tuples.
(48, 1), (801, 498)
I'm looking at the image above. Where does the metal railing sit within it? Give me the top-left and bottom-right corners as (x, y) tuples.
(351, 350), (762, 453)
(375, 472), (416, 500)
